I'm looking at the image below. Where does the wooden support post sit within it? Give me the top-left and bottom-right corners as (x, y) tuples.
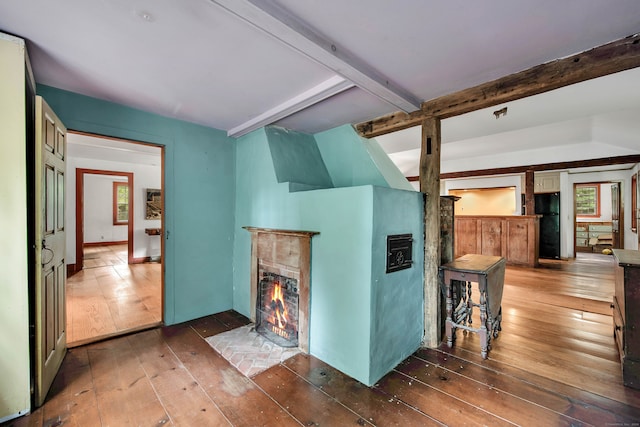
(420, 118), (441, 347)
(525, 170), (535, 215)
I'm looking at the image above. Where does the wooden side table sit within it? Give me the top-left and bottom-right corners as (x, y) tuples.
(440, 254), (506, 358)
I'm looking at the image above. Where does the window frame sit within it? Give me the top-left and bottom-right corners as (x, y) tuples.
(113, 181), (129, 225)
(575, 183), (601, 218)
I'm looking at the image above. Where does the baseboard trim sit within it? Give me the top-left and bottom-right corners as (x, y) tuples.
(83, 240), (128, 247)
(132, 256), (152, 264)
(66, 263), (79, 277)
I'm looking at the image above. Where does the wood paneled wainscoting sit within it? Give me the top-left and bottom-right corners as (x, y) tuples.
(455, 215), (540, 267)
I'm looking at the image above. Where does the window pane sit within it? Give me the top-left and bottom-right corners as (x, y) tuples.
(576, 186), (597, 216)
(114, 182), (129, 223)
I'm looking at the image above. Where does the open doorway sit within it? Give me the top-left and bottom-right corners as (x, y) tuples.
(574, 181), (622, 255)
(66, 132), (163, 346)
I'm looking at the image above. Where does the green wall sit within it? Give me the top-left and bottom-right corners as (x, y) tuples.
(370, 187), (424, 381)
(315, 124), (414, 191)
(233, 126), (424, 385)
(37, 86), (236, 324)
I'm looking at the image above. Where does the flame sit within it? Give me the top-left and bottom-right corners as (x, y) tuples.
(269, 282), (288, 329)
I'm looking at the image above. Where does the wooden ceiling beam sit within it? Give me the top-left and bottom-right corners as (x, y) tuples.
(211, 0), (420, 113)
(406, 154), (640, 181)
(356, 32), (640, 138)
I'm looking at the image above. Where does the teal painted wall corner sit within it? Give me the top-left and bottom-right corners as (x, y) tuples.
(36, 85), (237, 325)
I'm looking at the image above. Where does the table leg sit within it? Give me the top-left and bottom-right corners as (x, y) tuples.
(446, 277), (454, 347)
(480, 283), (489, 359)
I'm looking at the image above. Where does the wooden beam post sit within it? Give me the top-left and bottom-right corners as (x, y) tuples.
(420, 118), (441, 347)
(525, 170), (535, 215)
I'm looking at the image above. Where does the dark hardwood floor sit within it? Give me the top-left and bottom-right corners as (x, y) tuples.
(6, 253), (640, 426)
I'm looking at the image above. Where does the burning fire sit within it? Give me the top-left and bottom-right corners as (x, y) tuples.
(269, 282), (288, 330)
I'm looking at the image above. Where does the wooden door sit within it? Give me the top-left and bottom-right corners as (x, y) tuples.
(612, 183), (623, 249)
(34, 96), (67, 406)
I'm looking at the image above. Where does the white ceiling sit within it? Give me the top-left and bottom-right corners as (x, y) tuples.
(377, 67), (640, 175)
(1, 0), (639, 142)
(67, 133), (161, 166)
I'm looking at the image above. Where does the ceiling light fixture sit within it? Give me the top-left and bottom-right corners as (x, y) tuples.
(135, 9), (155, 22)
(493, 107), (508, 119)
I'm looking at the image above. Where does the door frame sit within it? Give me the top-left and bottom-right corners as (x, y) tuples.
(573, 180), (621, 254)
(75, 168), (134, 269)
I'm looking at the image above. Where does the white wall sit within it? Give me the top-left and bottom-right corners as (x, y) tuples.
(84, 174), (128, 243)
(442, 174), (522, 216)
(66, 156), (161, 263)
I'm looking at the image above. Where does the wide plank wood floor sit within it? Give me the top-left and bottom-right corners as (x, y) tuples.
(67, 244), (162, 347)
(7, 253), (640, 426)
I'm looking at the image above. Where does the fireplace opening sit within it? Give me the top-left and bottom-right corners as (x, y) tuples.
(256, 271), (299, 348)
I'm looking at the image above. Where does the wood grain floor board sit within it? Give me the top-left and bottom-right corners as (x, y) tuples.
(127, 329), (233, 426)
(67, 244), (162, 346)
(282, 353), (444, 426)
(8, 253), (640, 426)
(395, 355), (582, 426)
(375, 370), (515, 426)
(413, 348), (625, 425)
(160, 324), (300, 427)
(253, 364), (378, 426)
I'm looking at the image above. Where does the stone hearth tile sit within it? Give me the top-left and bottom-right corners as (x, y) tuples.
(205, 324), (300, 378)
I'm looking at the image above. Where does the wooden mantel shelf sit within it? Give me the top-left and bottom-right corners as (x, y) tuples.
(243, 226), (319, 238)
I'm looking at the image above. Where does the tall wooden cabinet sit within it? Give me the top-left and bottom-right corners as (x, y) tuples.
(612, 249), (640, 389)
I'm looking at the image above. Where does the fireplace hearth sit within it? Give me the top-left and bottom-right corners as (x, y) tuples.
(244, 227), (318, 353)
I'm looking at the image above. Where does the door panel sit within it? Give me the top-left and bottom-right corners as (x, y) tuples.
(34, 96), (67, 407)
(612, 183), (622, 249)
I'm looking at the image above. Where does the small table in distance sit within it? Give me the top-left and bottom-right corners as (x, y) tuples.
(440, 254), (506, 359)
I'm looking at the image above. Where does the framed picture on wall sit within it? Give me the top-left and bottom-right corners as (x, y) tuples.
(146, 188), (162, 220)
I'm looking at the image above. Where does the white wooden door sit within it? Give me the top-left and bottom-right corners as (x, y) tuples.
(34, 96), (67, 406)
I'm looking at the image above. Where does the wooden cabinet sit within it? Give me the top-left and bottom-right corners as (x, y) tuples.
(455, 215), (539, 267)
(612, 249), (640, 389)
(576, 222), (612, 252)
(534, 172), (560, 193)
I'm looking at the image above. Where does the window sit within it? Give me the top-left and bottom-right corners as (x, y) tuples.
(575, 184), (600, 217)
(113, 182), (129, 225)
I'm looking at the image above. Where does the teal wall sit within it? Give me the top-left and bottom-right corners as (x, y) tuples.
(370, 187), (424, 382)
(37, 85), (236, 324)
(315, 124), (414, 191)
(233, 126), (423, 385)
(266, 126), (333, 188)
(37, 85), (422, 386)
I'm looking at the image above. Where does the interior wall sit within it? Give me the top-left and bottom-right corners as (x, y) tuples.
(0, 34), (31, 422)
(66, 155), (162, 261)
(233, 126), (423, 386)
(449, 187), (516, 216)
(38, 85), (236, 325)
(83, 175), (128, 243)
(317, 124), (414, 191)
(443, 175), (522, 215)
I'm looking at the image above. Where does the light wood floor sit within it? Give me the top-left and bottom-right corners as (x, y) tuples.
(8, 253), (640, 426)
(67, 244), (162, 347)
